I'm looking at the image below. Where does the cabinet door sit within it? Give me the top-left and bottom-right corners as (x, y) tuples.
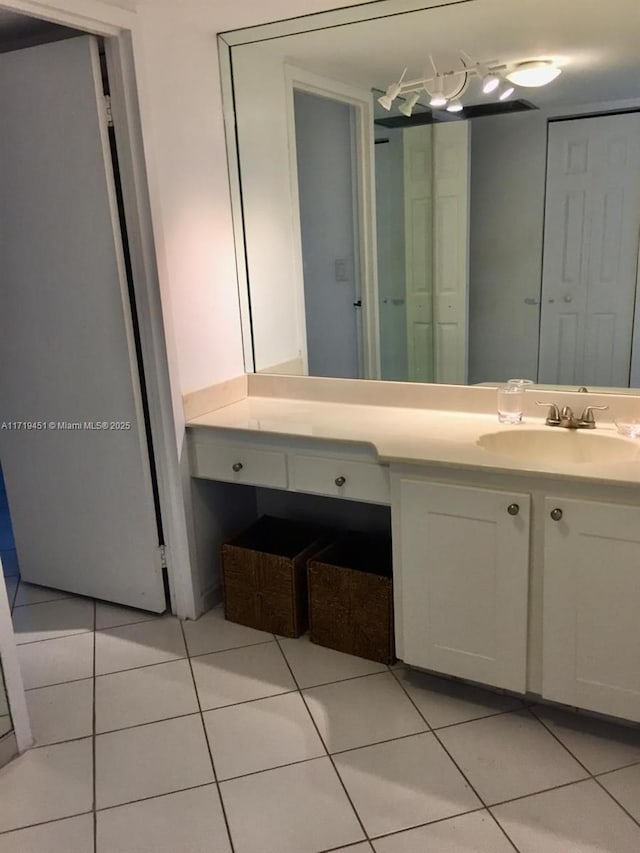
(396, 479), (530, 692)
(543, 497), (640, 721)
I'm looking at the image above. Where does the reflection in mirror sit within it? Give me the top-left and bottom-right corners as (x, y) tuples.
(0, 659), (13, 739)
(225, 0), (640, 389)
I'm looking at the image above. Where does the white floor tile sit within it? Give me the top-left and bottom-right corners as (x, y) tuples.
(492, 779), (640, 853)
(12, 597), (94, 644)
(438, 710), (588, 805)
(0, 814), (94, 853)
(204, 692), (325, 780)
(191, 641), (295, 711)
(14, 582), (72, 608)
(96, 785), (232, 853)
(95, 714), (214, 809)
(303, 672), (427, 753)
(95, 601), (160, 631)
(221, 756), (365, 853)
(279, 634), (387, 688)
(531, 705), (640, 774)
(334, 733), (480, 837)
(0, 738), (93, 833)
(95, 616), (186, 676)
(95, 658), (198, 733)
(182, 605), (273, 657)
(372, 810), (516, 853)
(26, 678), (93, 746)
(598, 763), (640, 822)
(18, 632), (94, 689)
(394, 667), (524, 728)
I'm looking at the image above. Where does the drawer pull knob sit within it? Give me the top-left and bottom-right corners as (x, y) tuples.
(334, 476), (346, 487)
(507, 503), (520, 516)
(232, 462), (244, 473)
(550, 507), (563, 521)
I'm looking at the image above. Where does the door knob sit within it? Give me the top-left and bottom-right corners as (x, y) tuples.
(232, 462), (243, 472)
(550, 507), (563, 521)
(353, 300), (362, 308)
(334, 476), (346, 487)
(507, 503), (520, 516)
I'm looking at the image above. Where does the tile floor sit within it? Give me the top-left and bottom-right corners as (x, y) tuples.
(1, 575), (640, 852)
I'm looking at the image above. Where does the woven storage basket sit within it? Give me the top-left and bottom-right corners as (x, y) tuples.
(308, 532), (395, 664)
(222, 515), (327, 638)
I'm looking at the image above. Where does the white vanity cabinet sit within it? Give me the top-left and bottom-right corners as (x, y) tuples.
(542, 496), (640, 721)
(393, 476), (531, 693)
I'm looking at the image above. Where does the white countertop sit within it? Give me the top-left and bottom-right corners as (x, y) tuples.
(187, 394), (640, 486)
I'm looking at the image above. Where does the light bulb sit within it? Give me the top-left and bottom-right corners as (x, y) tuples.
(506, 60), (561, 88)
(482, 72), (500, 94)
(430, 94), (448, 108)
(446, 99), (463, 112)
(498, 81), (515, 101)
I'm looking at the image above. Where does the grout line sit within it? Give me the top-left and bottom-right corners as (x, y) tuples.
(0, 810), (95, 838)
(92, 606), (97, 853)
(272, 635), (371, 845)
(388, 667), (521, 853)
(178, 620), (236, 853)
(13, 628), (95, 647)
(93, 780), (219, 815)
(361, 805), (488, 848)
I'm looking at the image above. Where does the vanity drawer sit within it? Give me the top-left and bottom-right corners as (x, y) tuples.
(191, 441), (288, 489)
(289, 454), (390, 504)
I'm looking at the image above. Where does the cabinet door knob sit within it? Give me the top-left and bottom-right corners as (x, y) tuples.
(550, 507), (563, 521)
(334, 476), (346, 487)
(507, 503), (520, 516)
(232, 462), (243, 473)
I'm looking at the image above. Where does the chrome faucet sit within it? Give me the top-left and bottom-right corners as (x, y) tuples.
(536, 402), (608, 429)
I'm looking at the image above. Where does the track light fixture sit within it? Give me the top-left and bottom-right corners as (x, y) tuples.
(378, 54), (562, 116)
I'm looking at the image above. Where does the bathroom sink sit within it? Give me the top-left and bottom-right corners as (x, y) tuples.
(477, 429), (640, 465)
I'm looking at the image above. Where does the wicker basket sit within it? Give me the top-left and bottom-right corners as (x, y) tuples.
(221, 515), (327, 637)
(308, 532), (395, 664)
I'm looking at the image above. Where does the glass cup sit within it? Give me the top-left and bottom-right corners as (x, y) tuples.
(497, 383), (524, 424)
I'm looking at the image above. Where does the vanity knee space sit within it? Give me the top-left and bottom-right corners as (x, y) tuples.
(391, 469), (640, 724)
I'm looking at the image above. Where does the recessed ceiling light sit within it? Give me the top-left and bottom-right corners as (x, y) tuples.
(506, 60), (561, 87)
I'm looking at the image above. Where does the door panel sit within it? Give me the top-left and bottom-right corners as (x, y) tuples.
(539, 114), (640, 386)
(0, 37), (165, 611)
(543, 497), (640, 721)
(396, 479), (529, 693)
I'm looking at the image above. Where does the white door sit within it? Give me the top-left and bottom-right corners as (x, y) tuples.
(404, 126), (435, 382)
(404, 122), (469, 383)
(0, 37), (166, 611)
(433, 122), (470, 384)
(394, 478), (530, 692)
(543, 497), (640, 721)
(539, 113), (640, 386)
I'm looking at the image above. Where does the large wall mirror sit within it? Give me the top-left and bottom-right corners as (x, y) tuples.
(219, 0), (640, 389)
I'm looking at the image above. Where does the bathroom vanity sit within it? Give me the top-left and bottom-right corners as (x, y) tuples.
(187, 376), (640, 725)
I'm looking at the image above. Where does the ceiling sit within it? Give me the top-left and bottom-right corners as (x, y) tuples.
(234, 0), (640, 110)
